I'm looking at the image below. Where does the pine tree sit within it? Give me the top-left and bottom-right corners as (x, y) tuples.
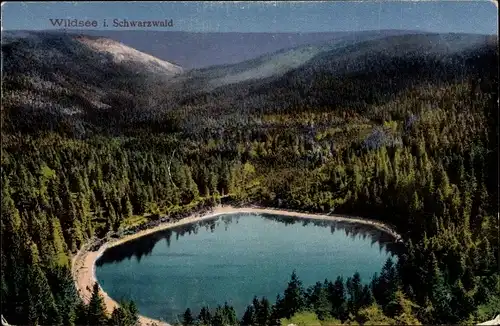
(47, 266), (79, 326)
(2, 231), (27, 325)
(428, 254), (454, 324)
(314, 286), (332, 321)
(241, 305), (256, 326)
(109, 306), (128, 326)
(346, 272), (364, 315)
(223, 302), (238, 326)
(87, 282), (108, 325)
(123, 195), (134, 217)
(183, 308), (194, 326)
(282, 271), (306, 318)
(305, 281), (323, 309)
(450, 280), (474, 321)
(328, 276), (347, 321)
(268, 296), (283, 326)
(198, 306), (212, 325)
(30, 265), (62, 325)
(1, 177), (22, 236)
(257, 297), (270, 326)
(360, 284), (375, 308)
(212, 305), (225, 326)
(252, 296), (261, 317)
(372, 258), (399, 311)
(127, 300), (139, 326)
(108, 300), (139, 326)
(51, 217), (70, 267)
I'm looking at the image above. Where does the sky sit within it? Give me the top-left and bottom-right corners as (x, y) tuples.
(1, 1), (498, 34)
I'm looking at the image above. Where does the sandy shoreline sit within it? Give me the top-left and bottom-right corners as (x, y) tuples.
(72, 205), (401, 326)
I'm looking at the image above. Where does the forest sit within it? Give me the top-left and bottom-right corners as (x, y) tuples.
(1, 31), (499, 325)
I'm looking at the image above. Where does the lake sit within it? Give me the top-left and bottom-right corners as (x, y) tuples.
(95, 213), (398, 323)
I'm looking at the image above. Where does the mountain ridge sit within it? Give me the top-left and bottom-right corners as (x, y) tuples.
(31, 29), (427, 69)
(174, 31), (496, 92)
(2, 30), (497, 138)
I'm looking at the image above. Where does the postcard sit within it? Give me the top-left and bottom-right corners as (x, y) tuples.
(1, 1), (498, 326)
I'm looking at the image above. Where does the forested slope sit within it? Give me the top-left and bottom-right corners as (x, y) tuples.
(1, 31), (181, 138)
(1, 31), (498, 325)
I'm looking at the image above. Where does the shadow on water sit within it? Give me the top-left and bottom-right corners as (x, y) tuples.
(96, 213), (402, 267)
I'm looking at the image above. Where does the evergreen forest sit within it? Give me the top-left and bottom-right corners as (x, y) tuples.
(1, 30), (498, 325)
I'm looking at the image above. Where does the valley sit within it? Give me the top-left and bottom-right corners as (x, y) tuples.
(1, 27), (498, 326)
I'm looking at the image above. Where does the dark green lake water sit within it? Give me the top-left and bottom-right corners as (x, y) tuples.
(95, 213), (398, 323)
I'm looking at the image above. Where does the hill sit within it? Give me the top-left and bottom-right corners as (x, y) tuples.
(55, 29), (423, 69)
(173, 30), (424, 91)
(1, 31), (182, 137)
(167, 33), (497, 136)
(4, 31), (495, 139)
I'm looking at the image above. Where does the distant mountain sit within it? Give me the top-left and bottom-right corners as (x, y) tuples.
(172, 32), (497, 127)
(74, 35), (183, 75)
(2, 30), (496, 138)
(52, 29), (424, 69)
(1, 31), (182, 136)
(174, 30), (432, 91)
(2, 31), (183, 76)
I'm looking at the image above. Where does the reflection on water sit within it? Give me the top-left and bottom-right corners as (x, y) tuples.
(96, 212), (400, 322)
(96, 213), (402, 323)
(96, 213), (399, 267)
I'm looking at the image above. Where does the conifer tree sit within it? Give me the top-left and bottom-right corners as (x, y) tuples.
(183, 308), (194, 326)
(87, 282), (108, 325)
(27, 259), (62, 325)
(346, 272), (364, 315)
(223, 302), (238, 326)
(256, 297), (270, 326)
(198, 306), (212, 325)
(282, 271), (306, 318)
(212, 305), (225, 326)
(241, 305), (256, 326)
(327, 276), (347, 321)
(109, 306), (128, 326)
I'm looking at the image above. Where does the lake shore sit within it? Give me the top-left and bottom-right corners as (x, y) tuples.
(72, 205), (401, 326)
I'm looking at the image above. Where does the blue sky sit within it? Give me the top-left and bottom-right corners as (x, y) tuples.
(1, 1), (498, 34)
